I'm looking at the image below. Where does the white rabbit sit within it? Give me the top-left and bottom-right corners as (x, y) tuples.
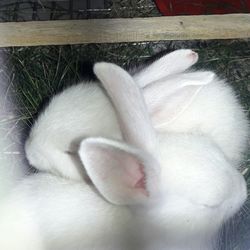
(1, 62), (247, 250)
(25, 49), (199, 181)
(143, 71), (249, 165)
(25, 49), (249, 182)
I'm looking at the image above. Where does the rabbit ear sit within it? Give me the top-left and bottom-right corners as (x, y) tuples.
(144, 71), (215, 127)
(134, 49), (199, 88)
(92, 63), (160, 204)
(79, 137), (160, 205)
(94, 62), (156, 155)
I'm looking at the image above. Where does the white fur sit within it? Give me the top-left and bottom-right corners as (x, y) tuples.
(2, 50), (248, 250)
(0, 134), (246, 250)
(25, 48), (199, 181)
(25, 83), (120, 180)
(25, 51), (248, 180)
(0, 174), (132, 250)
(144, 73), (249, 165)
(133, 49), (198, 87)
(1, 135), (246, 250)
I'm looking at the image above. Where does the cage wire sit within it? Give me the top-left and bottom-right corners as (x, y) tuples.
(0, 0), (160, 21)
(0, 1), (249, 250)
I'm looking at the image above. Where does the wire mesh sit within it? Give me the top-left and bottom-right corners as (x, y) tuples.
(0, 0), (160, 22)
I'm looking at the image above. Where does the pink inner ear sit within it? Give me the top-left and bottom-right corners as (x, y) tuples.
(134, 178), (149, 197)
(125, 162), (149, 197)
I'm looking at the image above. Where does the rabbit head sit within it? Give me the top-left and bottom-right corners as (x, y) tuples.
(77, 63), (247, 249)
(141, 68), (249, 165)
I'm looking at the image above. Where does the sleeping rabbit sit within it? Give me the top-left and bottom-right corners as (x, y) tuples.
(0, 55), (247, 249)
(25, 49), (248, 181)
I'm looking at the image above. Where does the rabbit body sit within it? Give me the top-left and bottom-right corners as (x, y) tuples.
(1, 133), (246, 250)
(25, 83), (122, 180)
(26, 49), (202, 181)
(2, 50), (248, 250)
(148, 76), (249, 165)
(0, 173), (132, 250)
(26, 72), (248, 181)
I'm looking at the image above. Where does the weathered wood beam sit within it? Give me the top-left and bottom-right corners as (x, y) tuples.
(0, 14), (249, 47)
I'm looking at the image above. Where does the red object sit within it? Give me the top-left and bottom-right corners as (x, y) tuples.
(154, 0), (250, 16)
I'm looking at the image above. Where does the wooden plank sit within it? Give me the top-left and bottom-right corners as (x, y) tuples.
(0, 14), (249, 47)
